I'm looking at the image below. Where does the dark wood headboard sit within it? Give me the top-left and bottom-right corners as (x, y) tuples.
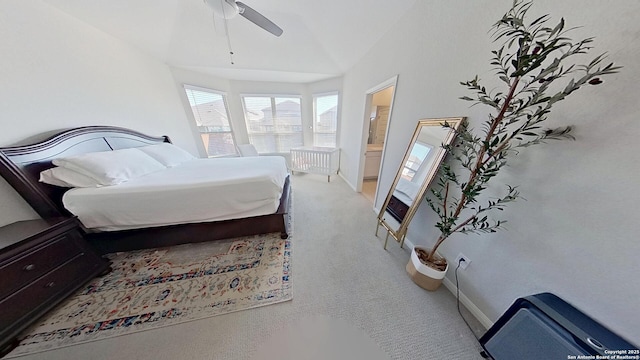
(0, 126), (170, 219)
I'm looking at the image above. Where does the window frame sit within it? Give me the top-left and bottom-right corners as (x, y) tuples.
(183, 84), (237, 157)
(312, 91), (340, 148)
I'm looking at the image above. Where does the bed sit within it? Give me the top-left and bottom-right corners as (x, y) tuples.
(0, 126), (291, 254)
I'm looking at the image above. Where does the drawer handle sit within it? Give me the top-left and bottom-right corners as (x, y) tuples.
(45, 282), (56, 288)
(23, 264), (36, 271)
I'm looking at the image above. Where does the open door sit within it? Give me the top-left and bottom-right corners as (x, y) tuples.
(357, 76), (398, 207)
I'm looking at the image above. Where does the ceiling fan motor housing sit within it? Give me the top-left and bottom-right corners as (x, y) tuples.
(204, 0), (283, 37)
(203, 0), (239, 19)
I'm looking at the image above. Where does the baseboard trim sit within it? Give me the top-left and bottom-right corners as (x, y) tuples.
(442, 277), (494, 330)
(338, 172), (356, 191)
(403, 237), (494, 330)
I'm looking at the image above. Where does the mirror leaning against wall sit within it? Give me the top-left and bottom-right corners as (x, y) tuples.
(376, 117), (465, 249)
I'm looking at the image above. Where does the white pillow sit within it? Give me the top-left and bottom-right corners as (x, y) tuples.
(52, 148), (166, 186)
(39, 167), (102, 188)
(136, 143), (196, 167)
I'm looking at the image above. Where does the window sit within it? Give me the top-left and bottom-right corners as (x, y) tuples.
(402, 142), (433, 181)
(184, 85), (236, 157)
(313, 93), (339, 147)
(241, 96), (303, 153)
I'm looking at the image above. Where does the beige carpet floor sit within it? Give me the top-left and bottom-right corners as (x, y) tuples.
(15, 173), (486, 360)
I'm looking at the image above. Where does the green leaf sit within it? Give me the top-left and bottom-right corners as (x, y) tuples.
(549, 17), (565, 37)
(530, 14), (550, 27)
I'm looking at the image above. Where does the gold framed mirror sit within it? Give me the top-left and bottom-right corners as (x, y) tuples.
(376, 117), (465, 249)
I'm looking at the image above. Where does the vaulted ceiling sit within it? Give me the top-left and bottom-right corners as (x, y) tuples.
(43, 0), (417, 83)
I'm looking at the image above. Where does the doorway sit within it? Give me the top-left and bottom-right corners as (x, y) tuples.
(358, 76), (398, 207)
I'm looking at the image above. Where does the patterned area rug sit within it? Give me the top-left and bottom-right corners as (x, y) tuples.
(7, 232), (292, 358)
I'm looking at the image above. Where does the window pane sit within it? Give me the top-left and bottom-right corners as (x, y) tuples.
(313, 94), (338, 147)
(184, 86), (236, 156)
(313, 133), (337, 147)
(275, 97), (302, 128)
(243, 97), (272, 131)
(242, 96), (303, 153)
(402, 143), (432, 181)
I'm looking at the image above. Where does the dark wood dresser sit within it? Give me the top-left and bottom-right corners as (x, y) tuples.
(0, 217), (110, 355)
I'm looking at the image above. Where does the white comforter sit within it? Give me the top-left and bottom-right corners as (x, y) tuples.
(62, 156), (289, 231)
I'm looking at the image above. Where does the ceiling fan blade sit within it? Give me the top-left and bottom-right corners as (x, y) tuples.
(236, 1), (283, 37)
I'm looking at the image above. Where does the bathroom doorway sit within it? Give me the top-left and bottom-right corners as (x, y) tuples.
(358, 76), (398, 207)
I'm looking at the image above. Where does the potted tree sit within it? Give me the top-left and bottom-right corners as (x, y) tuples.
(407, 0), (620, 291)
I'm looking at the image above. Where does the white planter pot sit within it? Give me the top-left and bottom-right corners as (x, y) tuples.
(406, 246), (449, 291)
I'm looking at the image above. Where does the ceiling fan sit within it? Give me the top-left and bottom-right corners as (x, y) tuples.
(203, 0), (283, 37)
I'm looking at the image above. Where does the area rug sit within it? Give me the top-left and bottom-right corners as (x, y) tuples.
(7, 232), (292, 358)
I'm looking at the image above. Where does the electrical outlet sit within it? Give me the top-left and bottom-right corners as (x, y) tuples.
(455, 253), (471, 270)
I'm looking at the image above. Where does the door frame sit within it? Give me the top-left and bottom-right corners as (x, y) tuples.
(356, 75), (398, 209)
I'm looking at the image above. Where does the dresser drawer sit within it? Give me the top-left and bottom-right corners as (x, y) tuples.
(387, 195), (409, 222)
(0, 252), (96, 332)
(0, 234), (84, 300)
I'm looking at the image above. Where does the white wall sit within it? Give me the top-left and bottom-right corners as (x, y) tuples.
(0, 0), (196, 226)
(339, 0), (640, 343)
